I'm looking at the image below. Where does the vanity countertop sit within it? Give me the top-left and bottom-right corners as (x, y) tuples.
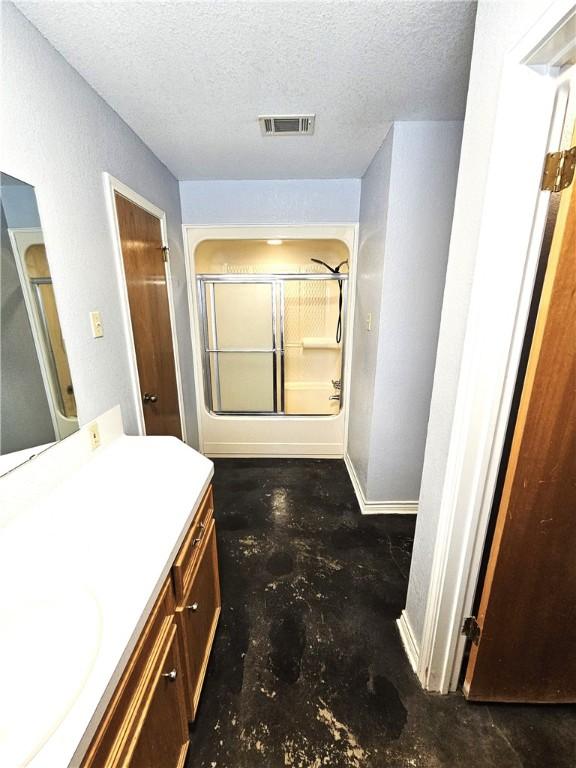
(0, 430), (213, 768)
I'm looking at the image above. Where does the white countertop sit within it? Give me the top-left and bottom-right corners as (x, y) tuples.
(0, 430), (213, 768)
(0, 443), (54, 477)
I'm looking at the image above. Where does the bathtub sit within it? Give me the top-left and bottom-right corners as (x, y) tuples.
(284, 381), (340, 415)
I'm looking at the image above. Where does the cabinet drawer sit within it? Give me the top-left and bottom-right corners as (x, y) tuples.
(176, 520), (221, 720)
(81, 580), (174, 768)
(172, 485), (214, 606)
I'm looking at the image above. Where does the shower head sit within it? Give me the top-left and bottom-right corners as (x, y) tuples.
(310, 257), (348, 345)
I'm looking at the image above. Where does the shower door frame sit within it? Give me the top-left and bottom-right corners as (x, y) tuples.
(197, 273), (348, 417)
(184, 225), (358, 458)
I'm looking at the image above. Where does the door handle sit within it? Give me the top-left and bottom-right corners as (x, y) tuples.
(143, 392), (158, 403)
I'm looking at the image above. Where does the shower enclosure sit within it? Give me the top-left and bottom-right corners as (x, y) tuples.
(197, 273), (347, 416)
(187, 229), (355, 457)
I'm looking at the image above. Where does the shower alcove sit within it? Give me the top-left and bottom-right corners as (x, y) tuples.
(186, 226), (356, 457)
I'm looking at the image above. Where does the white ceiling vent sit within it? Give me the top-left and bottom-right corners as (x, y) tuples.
(259, 115), (315, 136)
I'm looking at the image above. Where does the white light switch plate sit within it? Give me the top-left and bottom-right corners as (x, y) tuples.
(90, 311), (103, 338)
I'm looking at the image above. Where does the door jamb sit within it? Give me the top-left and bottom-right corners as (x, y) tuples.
(104, 173), (187, 442)
(413, 0), (576, 694)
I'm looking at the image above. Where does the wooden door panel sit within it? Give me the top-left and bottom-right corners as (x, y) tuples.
(464, 131), (576, 702)
(128, 624), (189, 768)
(115, 193), (181, 438)
(180, 522), (221, 719)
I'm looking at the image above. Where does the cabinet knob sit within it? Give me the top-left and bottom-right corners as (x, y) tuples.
(143, 392), (158, 404)
(162, 668), (177, 681)
(187, 602), (199, 612)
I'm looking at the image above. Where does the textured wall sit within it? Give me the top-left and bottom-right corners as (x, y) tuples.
(348, 122), (462, 503)
(179, 179), (361, 225)
(404, 0), (554, 646)
(347, 130), (394, 491)
(1, 4), (198, 444)
(367, 122), (463, 501)
(1, 203), (55, 454)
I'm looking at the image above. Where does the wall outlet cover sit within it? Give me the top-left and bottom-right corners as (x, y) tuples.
(90, 310), (104, 338)
(88, 422), (100, 450)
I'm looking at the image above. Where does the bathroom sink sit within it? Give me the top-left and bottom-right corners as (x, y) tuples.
(0, 584), (102, 767)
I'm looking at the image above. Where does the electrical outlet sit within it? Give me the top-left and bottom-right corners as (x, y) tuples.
(366, 313), (372, 331)
(88, 422), (100, 450)
(90, 311), (104, 338)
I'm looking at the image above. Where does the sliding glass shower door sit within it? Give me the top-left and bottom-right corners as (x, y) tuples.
(200, 280), (279, 413)
(198, 274), (346, 416)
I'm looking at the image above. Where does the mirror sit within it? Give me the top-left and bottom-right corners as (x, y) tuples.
(1, 172), (78, 470)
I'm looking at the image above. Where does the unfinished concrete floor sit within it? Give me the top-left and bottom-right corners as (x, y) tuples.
(186, 459), (576, 768)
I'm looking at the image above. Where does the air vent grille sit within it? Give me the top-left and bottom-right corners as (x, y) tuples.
(259, 114), (315, 136)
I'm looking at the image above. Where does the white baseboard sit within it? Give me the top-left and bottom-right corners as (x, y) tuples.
(344, 453), (418, 515)
(203, 441), (344, 458)
(397, 610), (420, 674)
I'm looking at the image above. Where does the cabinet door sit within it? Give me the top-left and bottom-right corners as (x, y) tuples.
(127, 623), (189, 768)
(180, 521), (221, 719)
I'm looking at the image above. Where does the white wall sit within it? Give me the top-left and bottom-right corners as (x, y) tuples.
(404, 0), (555, 647)
(1, 3), (198, 444)
(369, 122), (463, 500)
(180, 179), (361, 225)
(348, 121), (463, 502)
(347, 130), (394, 492)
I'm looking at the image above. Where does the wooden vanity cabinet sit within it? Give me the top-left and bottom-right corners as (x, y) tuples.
(176, 519), (221, 720)
(127, 624), (189, 768)
(81, 580), (188, 768)
(81, 485), (219, 767)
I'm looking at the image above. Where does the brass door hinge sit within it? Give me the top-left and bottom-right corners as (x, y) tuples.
(541, 146), (576, 192)
(162, 246), (169, 262)
(462, 616), (481, 645)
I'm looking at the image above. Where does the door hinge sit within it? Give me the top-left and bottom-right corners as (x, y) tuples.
(162, 246), (169, 262)
(541, 146), (576, 192)
(462, 616), (481, 645)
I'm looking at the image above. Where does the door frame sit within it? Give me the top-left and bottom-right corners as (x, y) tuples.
(104, 173), (187, 442)
(409, 0), (576, 694)
(183, 223), (358, 456)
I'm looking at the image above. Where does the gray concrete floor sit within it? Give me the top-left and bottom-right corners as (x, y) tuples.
(186, 459), (575, 768)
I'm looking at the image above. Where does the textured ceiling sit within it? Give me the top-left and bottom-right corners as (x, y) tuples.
(16, 1), (476, 180)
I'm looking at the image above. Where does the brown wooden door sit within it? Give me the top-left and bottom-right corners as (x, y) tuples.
(464, 133), (576, 702)
(179, 521), (221, 719)
(115, 193), (182, 438)
(128, 623), (189, 768)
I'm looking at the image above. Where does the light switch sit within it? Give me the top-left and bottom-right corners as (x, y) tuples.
(366, 313), (372, 332)
(90, 311), (103, 338)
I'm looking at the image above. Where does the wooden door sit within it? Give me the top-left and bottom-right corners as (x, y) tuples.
(115, 193), (182, 438)
(179, 521), (221, 719)
(128, 624), (189, 768)
(464, 133), (576, 702)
